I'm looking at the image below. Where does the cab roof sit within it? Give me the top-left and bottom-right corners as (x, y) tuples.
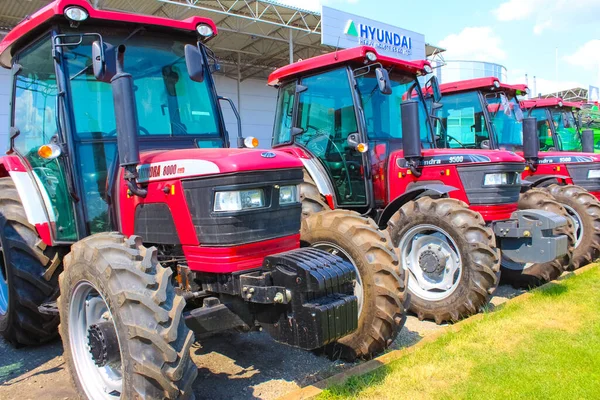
(267, 46), (431, 86)
(0, 0), (217, 68)
(520, 97), (582, 110)
(440, 77), (529, 96)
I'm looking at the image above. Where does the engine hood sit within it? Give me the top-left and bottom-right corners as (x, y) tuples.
(532, 151), (600, 164)
(136, 148), (302, 183)
(394, 148), (525, 168)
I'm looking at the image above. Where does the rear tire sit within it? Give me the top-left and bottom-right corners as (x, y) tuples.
(500, 189), (575, 288)
(543, 184), (600, 270)
(58, 233), (196, 399)
(387, 198), (500, 324)
(0, 177), (63, 346)
(300, 210), (406, 361)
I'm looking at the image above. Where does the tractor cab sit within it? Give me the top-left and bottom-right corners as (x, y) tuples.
(433, 78), (528, 152)
(0, 0), (269, 245)
(437, 79), (600, 199)
(269, 46), (434, 211)
(520, 98), (583, 152)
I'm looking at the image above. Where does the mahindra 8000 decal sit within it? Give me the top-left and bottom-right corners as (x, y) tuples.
(136, 160), (220, 183)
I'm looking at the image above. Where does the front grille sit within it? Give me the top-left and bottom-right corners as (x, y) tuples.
(457, 163), (524, 205)
(182, 169), (303, 246)
(566, 163), (600, 192)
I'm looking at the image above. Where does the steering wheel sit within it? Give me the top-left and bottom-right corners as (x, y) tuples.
(106, 126), (151, 137)
(445, 134), (465, 148)
(303, 126), (355, 192)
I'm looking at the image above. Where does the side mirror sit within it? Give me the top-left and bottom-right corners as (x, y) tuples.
(480, 139), (490, 150)
(92, 41), (116, 83)
(291, 127), (304, 138)
(375, 67), (392, 95)
(185, 43), (205, 83)
(426, 75), (441, 103)
(582, 129), (594, 153)
(402, 101), (422, 160)
(522, 117), (539, 160)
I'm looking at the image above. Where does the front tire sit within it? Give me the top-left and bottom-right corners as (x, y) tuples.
(0, 177), (63, 346)
(501, 189), (575, 288)
(300, 210), (406, 361)
(543, 184), (600, 270)
(58, 233), (196, 400)
(387, 198), (500, 324)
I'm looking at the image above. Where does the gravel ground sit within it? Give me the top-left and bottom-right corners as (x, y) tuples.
(0, 284), (524, 400)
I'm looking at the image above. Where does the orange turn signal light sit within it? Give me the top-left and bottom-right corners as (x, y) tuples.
(37, 144), (61, 160)
(356, 143), (369, 153)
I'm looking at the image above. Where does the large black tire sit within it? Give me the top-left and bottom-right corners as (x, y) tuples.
(501, 189), (575, 288)
(300, 169), (331, 217)
(387, 197), (500, 324)
(58, 233), (196, 399)
(300, 210), (406, 361)
(543, 184), (600, 270)
(0, 177), (63, 346)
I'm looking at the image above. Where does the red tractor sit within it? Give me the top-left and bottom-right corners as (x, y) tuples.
(0, 1), (406, 398)
(519, 97), (600, 265)
(437, 78), (599, 278)
(268, 47), (569, 324)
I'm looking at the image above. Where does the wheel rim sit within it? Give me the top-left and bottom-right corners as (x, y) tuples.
(0, 247), (8, 316)
(311, 242), (364, 317)
(398, 224), (462, 302)
(562, 204), (584, 248)
(69, 280), (122, 400)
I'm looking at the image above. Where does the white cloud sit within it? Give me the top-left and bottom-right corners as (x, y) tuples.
(493, 0), (600, 34)
(564, 40), (600, 72)
(493, 0), (542, 21)
(438, 27), (506, 63)
(275, 0), (358, 12)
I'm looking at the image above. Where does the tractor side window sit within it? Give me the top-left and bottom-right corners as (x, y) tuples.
(12, 38), (77, 240)
(272, 81), (296, 146)
(551, 110), (581, 151)
(295, 68), (367, 207)
(528, 108), (554, 151)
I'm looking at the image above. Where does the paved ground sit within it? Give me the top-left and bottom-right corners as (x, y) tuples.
(0, 285), (524, 400)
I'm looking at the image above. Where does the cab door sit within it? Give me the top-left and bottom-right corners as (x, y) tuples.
(294, 68), (368, 207)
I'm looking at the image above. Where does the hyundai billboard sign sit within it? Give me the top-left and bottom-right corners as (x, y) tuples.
(321, 6), (426, 61)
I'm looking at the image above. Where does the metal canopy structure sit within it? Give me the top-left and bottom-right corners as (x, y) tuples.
(0, 0), (444, 80)
(542, 87), (589, 103)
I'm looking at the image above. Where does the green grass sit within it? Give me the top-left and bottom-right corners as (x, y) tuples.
(319, 266), (600, 400)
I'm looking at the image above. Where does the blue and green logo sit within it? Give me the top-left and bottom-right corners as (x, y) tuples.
(344, 19), (412, 55)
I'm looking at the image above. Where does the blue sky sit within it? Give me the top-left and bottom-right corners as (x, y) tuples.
(279, 0), (600, 96)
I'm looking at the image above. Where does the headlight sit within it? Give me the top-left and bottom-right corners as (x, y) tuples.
(214, 189), (265, 212)
(588, 170), (600, 179)
(196, 23), (214, 38)
(279, 185), (299, 205)
(484, 173), (510, 186)
(64, 6), (89, 22)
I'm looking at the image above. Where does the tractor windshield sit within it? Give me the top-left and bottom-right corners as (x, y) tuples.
(486, 94), (525, 150)
(550, 109), (581, 151)
(62, 27), (223, 144)
(58, 27), (223, 234)
(355, 70), (432, 146)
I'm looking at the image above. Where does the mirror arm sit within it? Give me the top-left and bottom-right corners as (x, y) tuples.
(218, 96), (243, 148)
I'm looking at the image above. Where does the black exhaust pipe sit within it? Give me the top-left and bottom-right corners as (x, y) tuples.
(401, 101), (423, 176)
(111, 45), (146, 197)
(582, 129), (595, 153)
(522, 117), (539, 172)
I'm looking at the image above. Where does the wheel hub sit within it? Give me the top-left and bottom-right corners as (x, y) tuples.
(418, 249), (446, 279)
(88, 321), (120, 367)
